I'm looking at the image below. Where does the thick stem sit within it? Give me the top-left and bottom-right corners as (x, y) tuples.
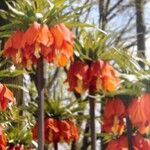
(37, 57), (45, 150)
(89, 98), (96, 150)
(80, 121), (90, 150)
(54, 142), (58, 150)
(126, 116), (133, 150)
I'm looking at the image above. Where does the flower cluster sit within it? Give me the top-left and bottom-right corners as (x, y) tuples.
(67, 59), (120, 94)
(4, 22), (74, 68)
(0, 83), (15, 111)
(32, 118), (79, 144)
(102, 94), (150, 149)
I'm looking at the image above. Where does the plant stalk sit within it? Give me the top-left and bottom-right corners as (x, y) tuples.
(37, 57), (45, 150)
(54, 142), (58, 150)
(126, 116), (133, 150)
(89, 97), (96, 150)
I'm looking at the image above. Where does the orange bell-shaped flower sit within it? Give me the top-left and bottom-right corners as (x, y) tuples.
(133, 134), (150, 150)
(102, 98), (126, 136)
(22, 22), (54, 68)
(32, 118), (59, 144)
(50, 24), (74, 67)
(58, 120), (79, 143)
(140, 93), (150, 123)
(4, 30), (24, 65)
(67, 60), (90, 94)
(4, 22), (74, 68)
(32, 118), (79, 144)
(128, 96), (148, 130)
(0, 83), (15, 111)
(106, 136), (128, 150)
(89, 59), (120, 93)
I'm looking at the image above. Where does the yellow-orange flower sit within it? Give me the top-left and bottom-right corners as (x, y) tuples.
(89, 59), (120, 93)
(50, 24), (74, 67)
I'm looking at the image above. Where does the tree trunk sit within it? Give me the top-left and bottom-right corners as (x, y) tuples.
(135, 0), (145, 67)
(99, 0), (106, 30)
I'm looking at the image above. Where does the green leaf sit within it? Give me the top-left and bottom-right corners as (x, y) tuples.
(5, 84), (28, 93)
(64, 22), (94, 28)
(53, 0), (65, 8)
(0, 9), (9, 20)
(5, 1), (25, 16)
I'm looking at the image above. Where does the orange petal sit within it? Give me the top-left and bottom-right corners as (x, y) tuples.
(106, 136), (128, 150)
(50, 24), (64, 49)
(37, 24), (54, 47)
(141, 93), (150, 123)
(22, 22), (41, 46)
(12, 31), (24, 49)
(128, 98), (147, 127)
(59, 24), (74, 44)
(56, 54), (68, 67)
(61, 41), (74, 59)
(3, 85), (15, 102)
(104, 98), (126, 119)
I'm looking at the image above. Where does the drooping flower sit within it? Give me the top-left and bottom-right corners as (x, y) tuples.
(68, 120), (79, 141)
(0, 83), (15, 111)
(49, 24), (74, 67)
(32, 118), (79, 144)
(3, 22), (74, 68)
(32, 118), (59, 144)
(89, 59), (120, 93)
(102, 98), (126, 136)
(133, 134), (150, 150)
(0, 126), (7, 150)
(140, 93), (150, 123)
(67, 61), (89, 94)
(44, 118), (59, 143)
(127, 96), (148, 131)
(58, 120), (79, 143)
(106, 136), (128, 150)
(22, 22), (54, 68)
(3, 30), (24, 65)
